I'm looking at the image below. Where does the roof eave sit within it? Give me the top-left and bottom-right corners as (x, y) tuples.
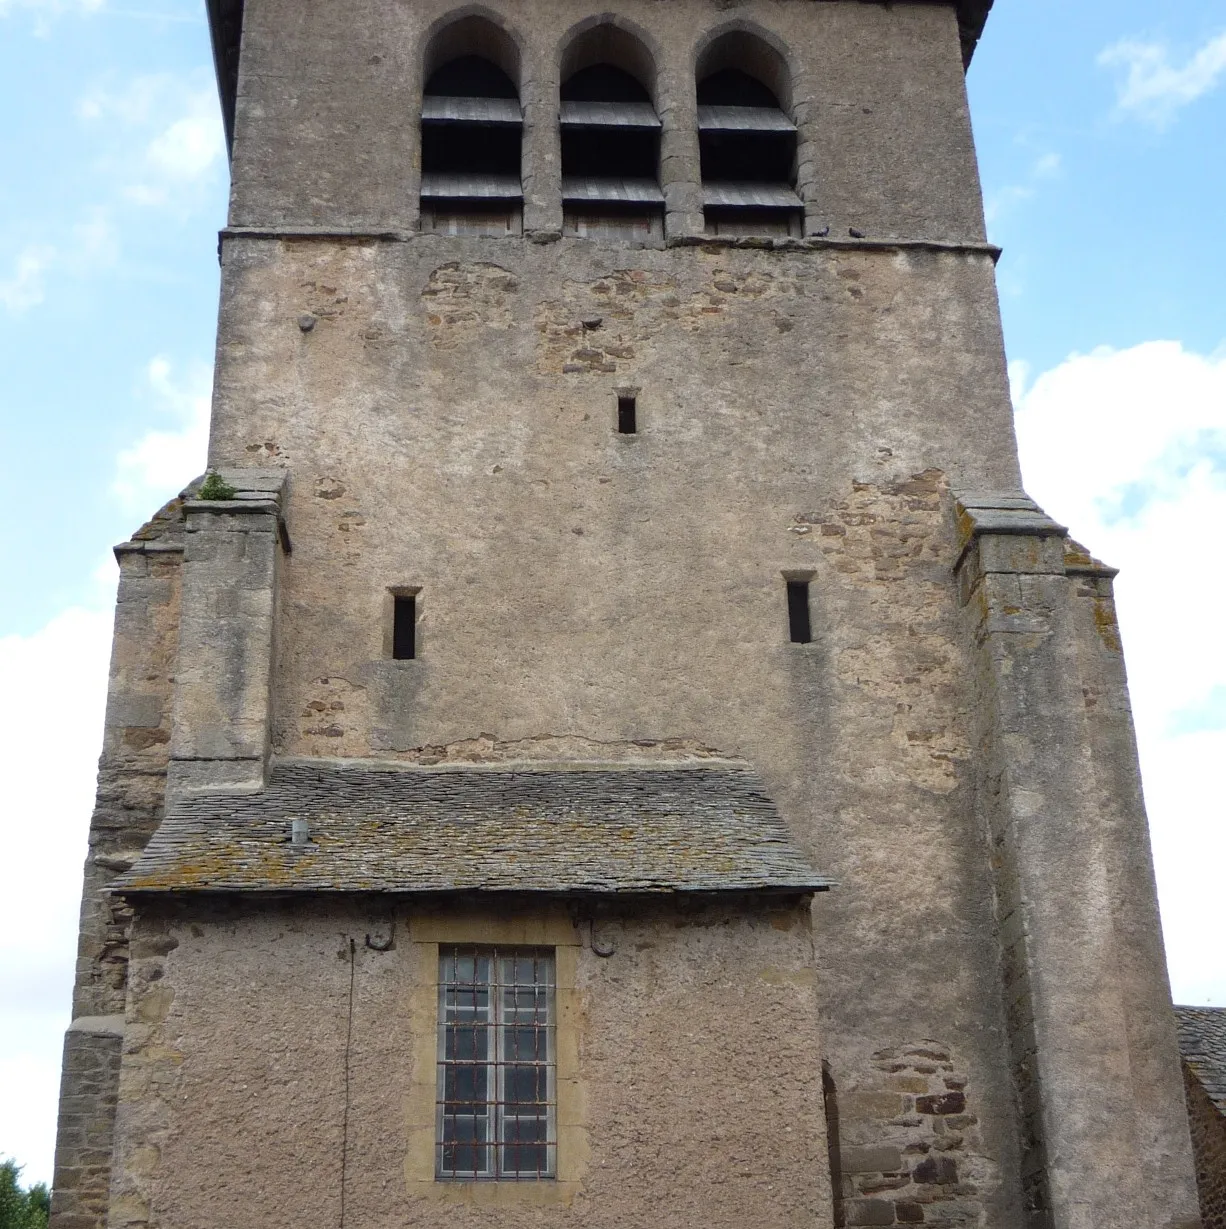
(207, 0), (244, 156)
(958, 0), (994, 68)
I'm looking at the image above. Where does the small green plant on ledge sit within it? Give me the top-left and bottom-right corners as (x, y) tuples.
(197, 471), (238, 501)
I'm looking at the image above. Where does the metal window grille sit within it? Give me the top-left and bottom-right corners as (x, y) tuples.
(436, 947), (556, 1181)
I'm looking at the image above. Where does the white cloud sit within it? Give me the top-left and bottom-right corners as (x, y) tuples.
(0, 243), (55, 313)
(1014, 341), (1226, 1004)
(984, 151), (1062, 226)
(146, 91), (225, 180)
(0, 603), (114, 1187)
(0, 76), (219, 320)
(0, 0), (102, 16)
(77, 73), (167, 124)
(113, 356), (211, 512)
(0, 217), (115, 316)
(80, 75), (224, 205)
(0, 352), (210, 1182)
(1100, 31), (1226, 128)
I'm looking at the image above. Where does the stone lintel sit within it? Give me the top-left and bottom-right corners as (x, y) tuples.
(166, 756), (267, 798)
(68, 1014), (126, 1037)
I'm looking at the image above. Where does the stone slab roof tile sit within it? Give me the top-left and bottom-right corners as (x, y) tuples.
(1175, 1006), (1226, 1115)
(116, 759), (832, 898)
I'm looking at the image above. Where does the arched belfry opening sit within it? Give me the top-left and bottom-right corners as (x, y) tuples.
(696, 32), (801, 236)
(419, 16), (523, 235)
(559, 24), (663, 241)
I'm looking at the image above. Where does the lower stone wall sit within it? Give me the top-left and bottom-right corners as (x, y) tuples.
(109, 899), (832, 1229)
(830, 1041), (993, 1228)
(1184, 1063), (1226, 1229)
(50, 1023), (124, 1229)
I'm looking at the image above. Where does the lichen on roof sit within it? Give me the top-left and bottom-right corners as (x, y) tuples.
(116, 758), (832, 898)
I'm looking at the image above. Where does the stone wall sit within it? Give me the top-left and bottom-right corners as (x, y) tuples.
(107, 900), (830, 1229)
(1184, 1065), (1226, 1229)
(830, 1041), (992, 1228)
(207, 227), (1030, 1221)
(51, 0), (1204, 1223)
(229, 0), (985, 243)
(165, 470), (287, 798)
(955, 499), (1201, 1229)
(50, 1023), (123, 1229)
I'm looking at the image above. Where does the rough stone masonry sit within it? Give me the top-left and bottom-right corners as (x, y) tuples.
(49, 2), (1206, 1228)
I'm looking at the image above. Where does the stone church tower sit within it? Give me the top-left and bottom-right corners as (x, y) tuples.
(50, 2), (1204, 1227)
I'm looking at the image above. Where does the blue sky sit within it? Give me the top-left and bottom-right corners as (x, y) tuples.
(2, 0), (1225, 1191)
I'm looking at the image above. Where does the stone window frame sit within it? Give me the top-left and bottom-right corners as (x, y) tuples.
(417, 11), (528, 234)
(435, 944), (558, 1181)
(383, 585), (423, 662)
(693, 23), (803, 237)
(405, 910), (586, 1206)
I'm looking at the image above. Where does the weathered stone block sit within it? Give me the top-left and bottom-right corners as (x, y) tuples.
(913, 1155), (958, 1185)
(843, 1146), (904, 1174)
(844, 1092), (906, 1120)
(916, 1092), (965, 1115)
(847, 1198), (897, 1226)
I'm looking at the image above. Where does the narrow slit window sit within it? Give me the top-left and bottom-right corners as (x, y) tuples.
(436, 947), (556, 1181)
(393, 594), (417, 660)
(617, 395), (637, 434)
(787, 579), (812, 644)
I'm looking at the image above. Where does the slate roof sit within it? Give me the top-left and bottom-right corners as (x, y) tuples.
(422, 96), (522, 125)
(703, 182), (803, 210)
(560, 101), (661, 129)
(420, 173), (523, 200)
(116, 759), (831, 898)
(1175, 1006), (1226, 1116)
(697, 105), (796, 133)
(561, 177), (666, 204)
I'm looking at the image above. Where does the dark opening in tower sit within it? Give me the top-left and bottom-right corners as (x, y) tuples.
(697, 37), (801, 237)
(560, 29), (663, 241)
(420, 35), (523, 235)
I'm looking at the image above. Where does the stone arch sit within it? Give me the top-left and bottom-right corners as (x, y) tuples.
(693, 20), (794, 115)
(419, 7), (527, 236)
(557, 14), (662, 108)
(692, 20), (802, 237)
(422, 7), (525, 94)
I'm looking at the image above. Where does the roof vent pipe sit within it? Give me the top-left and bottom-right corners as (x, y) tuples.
(290, 818), (310, 847)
